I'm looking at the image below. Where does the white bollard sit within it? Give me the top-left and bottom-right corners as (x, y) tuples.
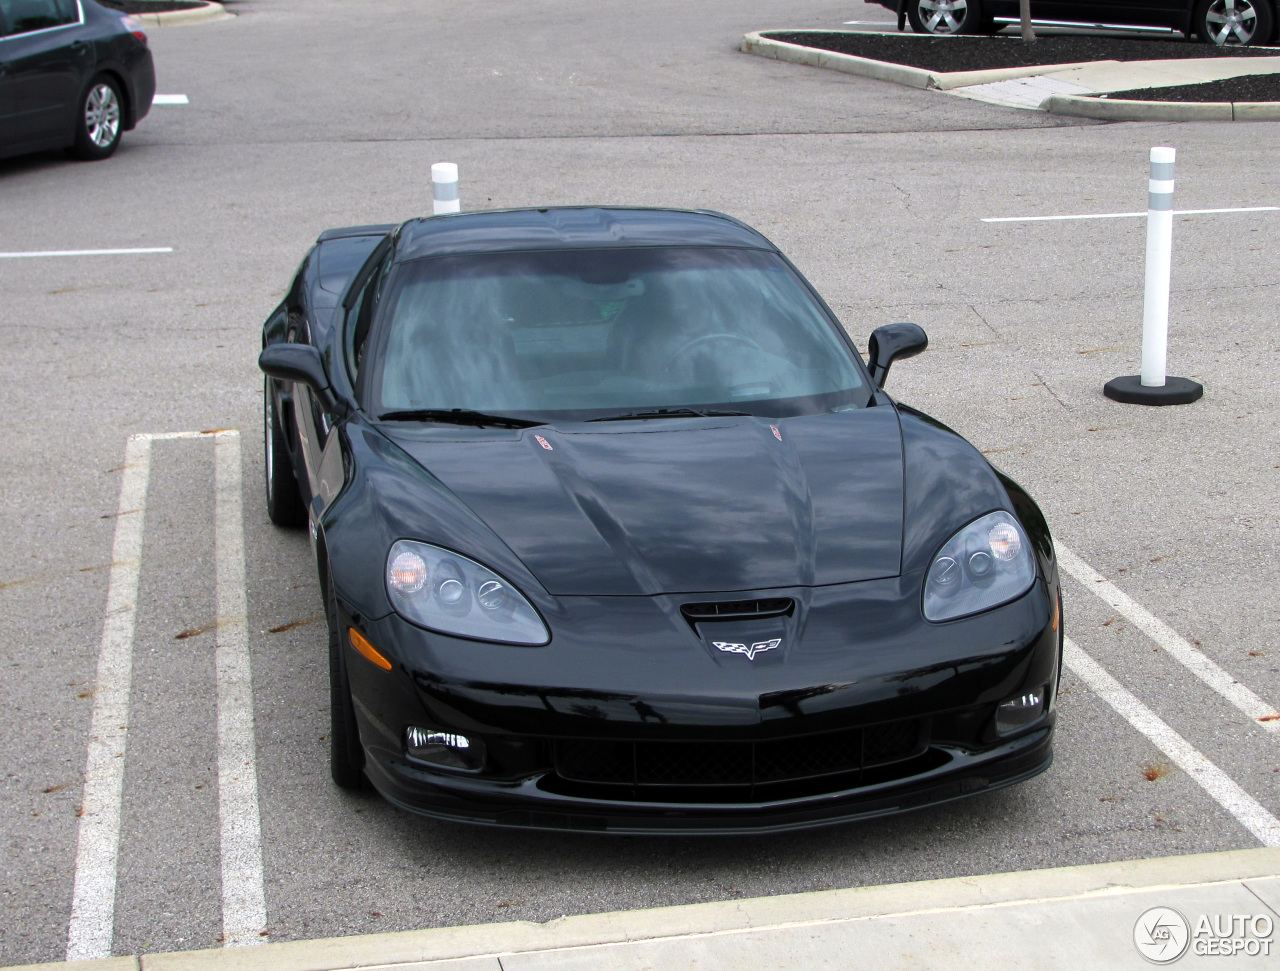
(1103, 147), (1202, 407)
(432, 162), (460, 215)
(1141, 146), (1175, 388)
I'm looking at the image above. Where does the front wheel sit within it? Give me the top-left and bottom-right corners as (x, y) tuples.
(264, 377), (307, 527)
(70, 75), (123, 161)
(906, 0), (985, 35)
(1195, 0), (1275, 45)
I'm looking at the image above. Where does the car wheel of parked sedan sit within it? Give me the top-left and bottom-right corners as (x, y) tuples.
(907, 0), (985, 34)
(71, 75), (124, 161)
(1195, 0), (1274, 44)
(263, 378), (308, 527)
(326, 572), (367, 790)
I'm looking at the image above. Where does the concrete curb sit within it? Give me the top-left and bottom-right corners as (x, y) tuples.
(744, 30), (1280, 119)
(131, 2), (230, 27)
(1042, 93), (1280, 120)
(742, 31), (1119, 91)
(9, 847), (1279, 971)
(742, 30), (932, 90)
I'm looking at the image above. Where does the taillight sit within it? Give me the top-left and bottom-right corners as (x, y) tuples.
(122, 15), (147, 45)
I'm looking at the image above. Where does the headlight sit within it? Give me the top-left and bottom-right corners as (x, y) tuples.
(923, 511), (1036, 622)
(386, 540), (550, 645)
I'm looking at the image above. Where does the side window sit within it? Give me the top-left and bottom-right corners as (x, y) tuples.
(0, 0), (79, 34)
(346, 254), (392, 383)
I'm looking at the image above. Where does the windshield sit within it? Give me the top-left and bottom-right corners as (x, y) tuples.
(367, 246), (868, 420)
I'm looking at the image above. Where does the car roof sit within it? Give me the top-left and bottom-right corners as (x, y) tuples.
(392, 206), (777, 262)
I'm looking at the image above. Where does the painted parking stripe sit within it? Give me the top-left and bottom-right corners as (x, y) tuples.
(1065, 637), (1280, 847)
(982, 206), (1280, 223)
(0, 248), (173, 259)
(66, 435), (152, 962)
(1057, 544), (1280, 732)
(213, 431), (268, 947)
(66, 430), (266, 959)
(152, 94), (189, 105)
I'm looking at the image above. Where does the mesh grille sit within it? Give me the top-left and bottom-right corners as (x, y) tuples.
(636, 741), (753, 785)
(863, 719), (924, 766)
(552, 720), (923, 789)
(755, 728), (861, 782)
(554, 739), (632, 783)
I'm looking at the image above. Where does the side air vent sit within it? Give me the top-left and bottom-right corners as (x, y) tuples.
(680, 598), (794, 626)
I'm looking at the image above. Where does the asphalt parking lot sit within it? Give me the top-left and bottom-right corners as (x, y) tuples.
(2, 0), (1279, 965)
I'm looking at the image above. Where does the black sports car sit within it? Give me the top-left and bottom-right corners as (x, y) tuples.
(0, 0), (155, 162)
(869, 0), (1275, 46)
(259, 207), (1062, 834)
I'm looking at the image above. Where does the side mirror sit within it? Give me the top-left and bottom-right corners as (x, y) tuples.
(867, 323), (928, 389)
(259, 343), (346, 416)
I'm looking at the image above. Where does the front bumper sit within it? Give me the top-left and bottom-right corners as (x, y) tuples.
(339, 572), (1062, 833)
(365, 727), (1053, 835)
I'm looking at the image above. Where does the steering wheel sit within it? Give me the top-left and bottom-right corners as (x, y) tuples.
(660, 332), (762, 372)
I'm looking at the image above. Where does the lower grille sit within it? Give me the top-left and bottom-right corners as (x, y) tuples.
(864, 719), (926, 766)
(552, 719), (926, 790)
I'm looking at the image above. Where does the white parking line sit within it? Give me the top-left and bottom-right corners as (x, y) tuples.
(1065, 638), (1280, 847)
(1057, 544), (1280, 732)
(982, 207), (1280, 223)
(213, 431), (267, 947)
(0, 248), (173, 259)
(66, 436), (152, 962)
(152, 94), (190, 105)
(66, 430), (266, 959)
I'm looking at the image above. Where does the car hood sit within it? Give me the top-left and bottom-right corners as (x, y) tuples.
(382, 408), (904, 597)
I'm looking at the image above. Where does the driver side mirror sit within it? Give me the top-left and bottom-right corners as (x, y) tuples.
(867, 323), (928, 390)
(259, 343), (346, 416)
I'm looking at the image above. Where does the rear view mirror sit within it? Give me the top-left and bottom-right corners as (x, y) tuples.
(259, 343), (345, 416)
(867, 323), (928, 389)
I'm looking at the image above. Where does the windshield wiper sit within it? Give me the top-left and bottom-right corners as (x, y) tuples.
(378, 408), (545, 429)
(587, 407), (752, 422)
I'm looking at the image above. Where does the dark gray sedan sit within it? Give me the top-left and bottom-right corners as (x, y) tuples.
(0, 0), (155, 162)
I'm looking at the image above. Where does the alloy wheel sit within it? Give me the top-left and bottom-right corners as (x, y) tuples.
(918, 0), (969, 33)
(264, 390), (275, 491)
(84, 84), (120, 148)
(1204, 0), (1260, 44)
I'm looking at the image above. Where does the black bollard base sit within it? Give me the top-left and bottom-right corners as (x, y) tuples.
(1103, 375), (1203, 406)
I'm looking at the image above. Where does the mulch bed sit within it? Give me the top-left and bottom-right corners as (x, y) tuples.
(1102, 72), (1280, 100)
(95, 0), (208, 12)
(764, 30), (1280, 73)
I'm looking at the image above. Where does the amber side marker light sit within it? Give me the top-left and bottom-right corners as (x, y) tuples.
(1052, 588), (1061, 632)
(349, 628), (392, 670)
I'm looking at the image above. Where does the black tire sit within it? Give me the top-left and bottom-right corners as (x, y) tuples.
(70, 74), (123, 161)
(326, 572), (367, 790)
(1194, 0), (1275, 45)
(906, 0), (985, 35)
(264, 377), (307, 528)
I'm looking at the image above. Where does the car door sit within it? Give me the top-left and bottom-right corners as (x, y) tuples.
(0, 8), (16, 150)
(1043, 0), (1180, 30)
(294, 250), (392, 508)
(0, 0), (89, 146)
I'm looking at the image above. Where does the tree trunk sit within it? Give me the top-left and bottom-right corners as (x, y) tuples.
(1020, 0), (1036, 40)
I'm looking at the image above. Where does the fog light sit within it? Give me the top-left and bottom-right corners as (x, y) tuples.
(996, 686), (1046, 735)
(405, 725), (485, 771)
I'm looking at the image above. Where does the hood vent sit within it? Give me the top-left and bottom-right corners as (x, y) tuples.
(681, 598), (794, 627)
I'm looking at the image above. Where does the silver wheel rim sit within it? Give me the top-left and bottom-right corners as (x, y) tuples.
(84, 83), (120, 148)
(918, 0), (968, 33)
(1204, 0), (1259, 44)
(264, 390), (275, 492)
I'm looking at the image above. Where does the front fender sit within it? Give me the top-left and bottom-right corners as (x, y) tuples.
(321, 421), (553, 624)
